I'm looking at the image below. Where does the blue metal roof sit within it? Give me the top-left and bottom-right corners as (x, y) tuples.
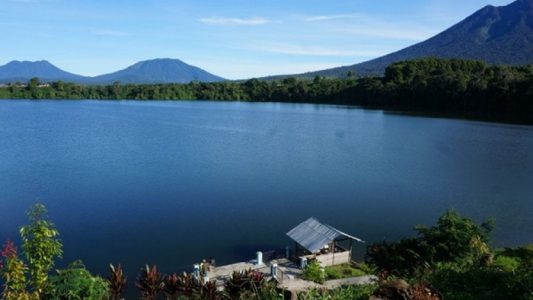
(286, 217), (364, 253)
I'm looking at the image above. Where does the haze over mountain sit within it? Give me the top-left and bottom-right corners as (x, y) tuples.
(89, 58), (224, 84)
(0, 59), (225, 84)
(270, 0), (533, 79)
(0, 60), (89, 84)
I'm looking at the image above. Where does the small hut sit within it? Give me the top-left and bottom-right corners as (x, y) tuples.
(287, 217), (364, 267)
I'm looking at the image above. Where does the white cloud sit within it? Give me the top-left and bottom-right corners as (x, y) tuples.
(338, 25), (436, 41)
(303, 14), (356, 22)
(198, 17), (271, 26)
(319, 13), (439, 41)
(298, 13), (439, 41)
(250, 43), (388, 57)
(90, 30), (131, 37)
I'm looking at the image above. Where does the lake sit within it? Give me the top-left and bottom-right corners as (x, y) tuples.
(0, 100), (532, 279)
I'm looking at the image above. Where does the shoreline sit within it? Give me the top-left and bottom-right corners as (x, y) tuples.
(2, 97), (532, 126)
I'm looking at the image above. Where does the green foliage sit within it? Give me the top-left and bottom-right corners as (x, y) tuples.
(354, 262), (377, 275)
(366, 212), (533, 299)
(1, 59), (532, 123)
(496, 244), (533, 267)
(27, 78), (40, 90)
(416, 210), (493, 264)
(430, 259), (532, 300)
(43, 260), (109, 300)
(367, 210), (493, 277)
(302, 260), (325, 284)
(494, 255), (521, 272)
(19, 203), (63, 295)
(324, 264), (367, 280)
(0, 241), (35, 300)
(298, 284), (376, 300)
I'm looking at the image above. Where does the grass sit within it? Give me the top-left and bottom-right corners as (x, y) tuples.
(324, 263), (368, 280)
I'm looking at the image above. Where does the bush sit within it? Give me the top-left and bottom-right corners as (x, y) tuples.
(43, 260), (109, 300)
(494, 255), (520, 272)
(428, 245), (533, 300)
(364, 212), (533, 299)
(20, 203), (63, 295)
(366, 210), (493, 277)
(302, 260), (325, 284)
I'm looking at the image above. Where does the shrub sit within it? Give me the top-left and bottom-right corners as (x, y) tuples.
(43, 260), (109, 300)
(494, 255), (521, 272)
(302, 260), (325, 284)
(366, 210), (493, 277)
(20, 203), (63, 295)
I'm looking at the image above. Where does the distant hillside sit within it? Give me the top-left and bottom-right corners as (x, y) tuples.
(266, 0), (533, 79)
(90, 58), (225, 84)
(0, 58), (225, 84)
(0, 60), (89, 84)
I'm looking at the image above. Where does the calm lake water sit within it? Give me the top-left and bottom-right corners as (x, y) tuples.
(1, 100), (532, 279)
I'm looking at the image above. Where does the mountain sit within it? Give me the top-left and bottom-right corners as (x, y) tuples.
(0, 60), (89, 84)
(90, 58), (225, 84)
(271, 0), (533, 79)
(0, 58), (225, 84)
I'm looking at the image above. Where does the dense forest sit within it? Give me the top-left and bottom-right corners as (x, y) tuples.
(1, 58), (532, 122)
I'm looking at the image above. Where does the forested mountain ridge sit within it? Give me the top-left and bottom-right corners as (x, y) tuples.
(2, 58), (532, 124)
(267, 0), (533, 79)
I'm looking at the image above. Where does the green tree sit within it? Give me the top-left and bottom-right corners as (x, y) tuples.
(367, 210), (494, 277)
(43, 260), (109, 300)
(20, 203), (63, 296)
(28, 77), (40, 90)
(416, 210), (493, 265)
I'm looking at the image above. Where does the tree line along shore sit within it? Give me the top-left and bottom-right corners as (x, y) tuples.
(1, 58), (532, 124)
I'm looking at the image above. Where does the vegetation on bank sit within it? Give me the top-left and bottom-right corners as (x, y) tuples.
(0, 58), (532, 121)
(1, 204), (531, 299)
(302, 261), (370, 284)
(367, 211), (533, 299)
(324, 264), (369, 281)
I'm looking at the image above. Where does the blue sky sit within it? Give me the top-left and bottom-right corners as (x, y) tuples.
(0, 0), (514, 79)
